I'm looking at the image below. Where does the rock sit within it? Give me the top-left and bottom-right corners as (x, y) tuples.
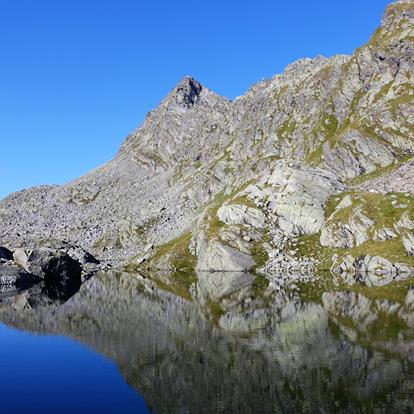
(27, 248), (54, 278)
(401, 232), (414, 256)
(331, 254), (414, 287)
(218, 226), (254, 254)
(217, 204), (266, 228)
(41, 254), (82, 299)
(66, 246), (99, 265)
(373, 227), (398, 241)
(245, 161), (343, 236)
(336, 195), (353, 210)
(172, 76), (203, 109)
(13, 248), (30, 272)
(0, 262), (41, 287)
(0, 246), (13, 261)
(394, 212), (414, 256)
(24, 244), (101, 279)
(196, 241), (254, 272)
(321, 207), (374, 248)
(8, 246), (84, 295)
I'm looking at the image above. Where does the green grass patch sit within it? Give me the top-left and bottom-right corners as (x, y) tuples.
(348, 155), (412, 186)
(151, 232), (196, 270)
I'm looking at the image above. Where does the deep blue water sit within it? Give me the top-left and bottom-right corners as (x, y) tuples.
(0, 323), (150, 414)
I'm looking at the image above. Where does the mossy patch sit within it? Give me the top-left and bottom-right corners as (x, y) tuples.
(230, 195), (258, 209)
(250, 238), (270, 275)
(277, 119), (297, 139)
(148, 231), (196, 271)
(348, 155), (412, 186)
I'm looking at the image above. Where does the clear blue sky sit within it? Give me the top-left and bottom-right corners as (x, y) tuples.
(0, 0), (391, 199)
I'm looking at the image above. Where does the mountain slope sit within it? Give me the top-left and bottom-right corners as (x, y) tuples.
(1, 0), (414, 288)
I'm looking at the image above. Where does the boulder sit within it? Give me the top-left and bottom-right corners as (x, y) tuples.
(27, 248), (55, 278)
(196, 241), (254, 272)
(373, 227), (398, 241)
(41, 254), (82, 299)
(0, 262), (41, 288)
(42, 253), (82, 284)
(0, 246), (13, 261)
(401, 233), (414, 256)
(13, 248), (30, 272)
(26, 245), (100, 279)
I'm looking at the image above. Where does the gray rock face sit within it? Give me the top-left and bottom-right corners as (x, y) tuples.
(0, 0), (413, 274)
(244, 161), (344, 236)
(217, 204), (266, 228)
(196, 241), (255, 272)
(321, 206), (375, 248)
(173, 76), (203, 109)
(358, 158), (414, 195)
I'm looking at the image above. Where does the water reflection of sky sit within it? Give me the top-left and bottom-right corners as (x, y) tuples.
(0, 324), (150, 414)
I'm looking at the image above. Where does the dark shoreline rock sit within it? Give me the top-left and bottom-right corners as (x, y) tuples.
(0, 247), (13, 261)
(0, 263), (42, 288)
(0, 242), (102, 298)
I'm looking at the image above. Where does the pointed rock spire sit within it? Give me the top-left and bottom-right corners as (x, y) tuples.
(172, 76), (203, 108)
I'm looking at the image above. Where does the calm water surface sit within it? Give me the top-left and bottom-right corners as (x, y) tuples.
(1, 270), (414, 413)
(0, 324), (150, 413)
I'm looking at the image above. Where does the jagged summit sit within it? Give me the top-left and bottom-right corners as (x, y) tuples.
(172, 76), (204, 108)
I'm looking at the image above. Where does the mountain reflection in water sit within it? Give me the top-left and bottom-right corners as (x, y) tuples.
(1, 269), (414, 414)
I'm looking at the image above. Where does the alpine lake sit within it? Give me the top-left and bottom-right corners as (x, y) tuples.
(1, 268), (414, 414)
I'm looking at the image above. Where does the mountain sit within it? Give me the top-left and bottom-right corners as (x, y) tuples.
(1, 0), (414, 290)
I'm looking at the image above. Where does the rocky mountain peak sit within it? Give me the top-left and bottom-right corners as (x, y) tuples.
(171, 76), (204, 108)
